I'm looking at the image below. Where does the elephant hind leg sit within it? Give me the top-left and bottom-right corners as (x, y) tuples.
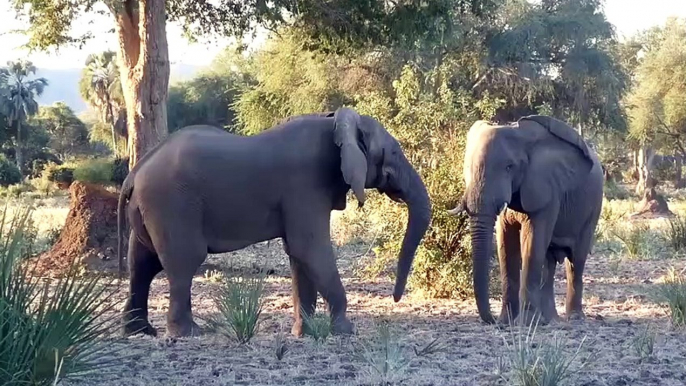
(565, 235), (592, 320)
(496, 219), (521, 325)
(541, 248), (564, 323)
(123, 232), (162, 337)
(286, 248), (318, 337)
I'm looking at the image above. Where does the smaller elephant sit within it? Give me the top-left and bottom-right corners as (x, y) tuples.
(449, 115), (603, 325)
(117, 107), (432, 338)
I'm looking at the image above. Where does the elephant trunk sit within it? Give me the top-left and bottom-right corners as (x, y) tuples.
(392, 166), (432, 302)
(470, 215), (496, 324)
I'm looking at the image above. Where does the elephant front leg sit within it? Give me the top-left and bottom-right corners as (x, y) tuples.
(518, 214), (556, 326)
(541, 250), (561, 323)
(288, 255), (318, 337)
(496, 219), (521, 325)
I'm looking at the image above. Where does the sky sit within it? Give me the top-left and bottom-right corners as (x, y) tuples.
(0, 0), (684, 70)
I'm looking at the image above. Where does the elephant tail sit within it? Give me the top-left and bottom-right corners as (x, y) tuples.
(117, 176), (134, 278)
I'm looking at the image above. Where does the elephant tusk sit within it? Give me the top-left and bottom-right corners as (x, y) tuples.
(447, 207), (463, 216)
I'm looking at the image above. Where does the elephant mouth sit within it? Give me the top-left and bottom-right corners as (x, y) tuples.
(379, 188), (404, 203)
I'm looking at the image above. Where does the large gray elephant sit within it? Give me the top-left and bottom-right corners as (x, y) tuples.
(448, 115), (603, 325)
(117, 107), (431, 338)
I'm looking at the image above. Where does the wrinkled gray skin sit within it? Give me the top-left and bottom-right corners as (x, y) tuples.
(117, 107), (431, 338)
(448, 115), (603, 325)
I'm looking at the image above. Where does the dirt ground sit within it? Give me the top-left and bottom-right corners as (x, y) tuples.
(59, 236), (686, 386)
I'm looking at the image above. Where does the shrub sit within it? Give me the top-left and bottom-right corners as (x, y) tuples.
(111, 157), (129, 186)
(610, 222), (650, 259)
(208, 273), (266, 343)
(0, 203), (121, 385)
(603, 180), (631, 200)
(46, 163), (75, 186)
(73, 159), (114, 185)
(0, 155), (22, 187)
(339, 65), (500, 299)
(654, 267), (686, 326)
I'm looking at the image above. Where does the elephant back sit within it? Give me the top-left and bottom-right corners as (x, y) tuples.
(517, 115), (592, 162)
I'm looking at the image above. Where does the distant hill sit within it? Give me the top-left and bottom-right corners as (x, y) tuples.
(31, 63), (203, 114)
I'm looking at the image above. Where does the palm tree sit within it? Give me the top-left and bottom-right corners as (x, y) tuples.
(2, 60), (48, 174)
(79, 51), (124, 156)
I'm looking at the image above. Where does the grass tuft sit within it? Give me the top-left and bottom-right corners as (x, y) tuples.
(209, 273), (266, 344)
(274, 327), (288, 361)
(664, 214), (686, 253)
(497, 311), (590, 386)
(631, 324), (656, 362)
(654, 267), (686, 327)
(354, 320), (411, 384)
(301, 308), (332, 344)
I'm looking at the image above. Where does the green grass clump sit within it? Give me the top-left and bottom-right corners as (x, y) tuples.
(301, 309), (332, 344)
(209, 273), (266, 343)
(0, 202), (121, 385)
(664, 214), (686, 253)
(631, 324), (656, 362)
(497, 312), (590, 386)
(610, 222), (650, 259)
(354, 320), (410, 383)
(654, 267), (686, 327)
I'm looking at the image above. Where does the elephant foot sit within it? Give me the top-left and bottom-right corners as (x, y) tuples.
(331, 316), (355, 335)
(166, 319), (202, 338)
(514, 306), (547, 328)
(567, 310), (586, 322)
(291, 320), (309, 338)
(122, 315), (157, 337)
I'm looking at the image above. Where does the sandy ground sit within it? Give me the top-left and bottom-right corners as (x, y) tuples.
(55, 237), (686, 386)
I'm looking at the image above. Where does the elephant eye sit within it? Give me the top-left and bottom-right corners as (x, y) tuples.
(505, 164), (513, 172)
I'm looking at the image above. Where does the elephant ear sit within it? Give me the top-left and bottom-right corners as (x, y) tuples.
(333, 107), (368, 206)
(516, 115), (595, 213)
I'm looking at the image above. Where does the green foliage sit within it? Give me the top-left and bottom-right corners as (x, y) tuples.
(353, 320), (411, 383)
(610, 222), (651, 259)
(654, 267), (686, 327)
(167, 49), (250, 133)
(234, 31), (351, 135)
(0, 203), (122, 385)
(627, 18), (686, 155)
(208, 274), (266, 344)
(0, 155), (22, 187)
(73, 159), (114, 186)
(30, 102), (90, 160)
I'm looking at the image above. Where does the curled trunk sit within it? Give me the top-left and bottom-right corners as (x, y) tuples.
(470, 216), (496, 324)
(392, 167), (432, 302)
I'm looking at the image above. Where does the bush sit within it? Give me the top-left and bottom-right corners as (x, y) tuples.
(338, 65), (499, 299)
(0, 155), (22, 187)
(0, 203), (122, 385)
(73, 159), (114, 185)
(46, 163), (75, 186)
(111, 157), (129, 186)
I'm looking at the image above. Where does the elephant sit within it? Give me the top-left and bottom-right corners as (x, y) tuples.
(116, 107), (432, 338)
(448, 115), (603, 325)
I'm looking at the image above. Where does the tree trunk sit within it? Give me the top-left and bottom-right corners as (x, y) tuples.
(675, 154), (684, 189)
(106, 93), (118, 156)
(636, 146), (656, 195)
(111, 0), (169, 170)
(632, 149), (639, 181)
(15, 120), (23, 176)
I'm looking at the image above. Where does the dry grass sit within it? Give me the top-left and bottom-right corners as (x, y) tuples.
(12, 195), (686, 386)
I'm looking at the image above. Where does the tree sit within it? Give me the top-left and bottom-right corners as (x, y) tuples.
(0, 60), (48, 175)
(31, 102), (90, 160)
(79, 51), (125, 156)
(627, 17), (686, 193)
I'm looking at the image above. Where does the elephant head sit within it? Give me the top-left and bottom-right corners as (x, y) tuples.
(332, 107), (432, 302)
(449, 115), (594, 323)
